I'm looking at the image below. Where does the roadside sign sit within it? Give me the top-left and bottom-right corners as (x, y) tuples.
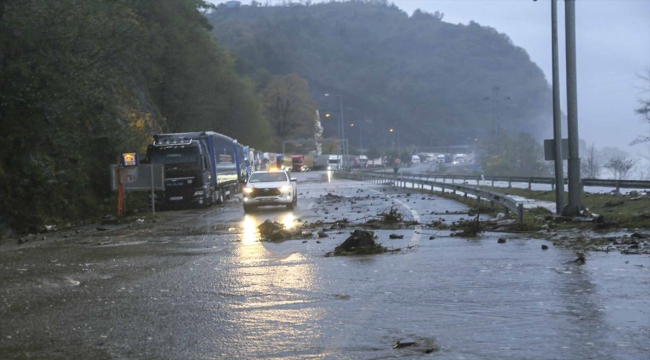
(543, 138), (569, 161)
(120, 167), (138, 183)
(120, 152), (139, 167)
(110, 164), (165, 191)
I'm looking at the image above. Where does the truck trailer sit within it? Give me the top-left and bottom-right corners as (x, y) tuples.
(144, 131), (244, 207)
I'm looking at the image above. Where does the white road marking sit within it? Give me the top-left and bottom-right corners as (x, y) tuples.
(368, 189), (422, 246)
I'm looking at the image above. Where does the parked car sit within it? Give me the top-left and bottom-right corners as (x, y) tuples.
(242, 169), (297, 212)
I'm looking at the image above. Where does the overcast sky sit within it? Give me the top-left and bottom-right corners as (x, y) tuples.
(208, 0), (650, 156)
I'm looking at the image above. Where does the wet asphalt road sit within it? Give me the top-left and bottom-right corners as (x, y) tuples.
(0, 171), (649, 359)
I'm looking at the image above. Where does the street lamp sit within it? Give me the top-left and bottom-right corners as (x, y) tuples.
(389, 128), (400, 154)
(325, 94), (345, 154)
(350, 123), (363, 150)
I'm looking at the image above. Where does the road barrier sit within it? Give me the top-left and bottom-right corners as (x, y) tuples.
(337, 171), (525, 223)
(361, 170), (650, 193)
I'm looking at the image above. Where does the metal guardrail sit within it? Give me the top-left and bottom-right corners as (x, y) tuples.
(389, 172), (650, 192)
(337, 171), (525, 223)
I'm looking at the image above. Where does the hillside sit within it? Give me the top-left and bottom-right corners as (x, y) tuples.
(208, 1), (553, 148)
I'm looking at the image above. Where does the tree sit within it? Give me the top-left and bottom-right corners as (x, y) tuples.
(366, 145), (382, 161)
(261, 74), (318, 143)
(477, 132), (550, 177)
(604, 157), (636, 180)
(581, 143), (601, 178)
(632, 69), (650, 145)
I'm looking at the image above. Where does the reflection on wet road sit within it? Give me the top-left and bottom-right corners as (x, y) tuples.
(0, 171), (648, 359)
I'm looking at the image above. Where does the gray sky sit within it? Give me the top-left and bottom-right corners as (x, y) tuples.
(208, 0), (650, 155)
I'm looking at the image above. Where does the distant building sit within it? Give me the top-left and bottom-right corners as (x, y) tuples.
(225, 1), (241, 8)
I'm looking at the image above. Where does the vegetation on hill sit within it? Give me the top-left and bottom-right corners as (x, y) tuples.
(207, 0), (553, 149)
(0, 0), (272, 232)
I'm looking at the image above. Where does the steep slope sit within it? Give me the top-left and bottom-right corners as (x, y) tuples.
(208, 1), (552, 147)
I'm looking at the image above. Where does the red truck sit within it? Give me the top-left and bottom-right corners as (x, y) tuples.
(291, 155), (304, 172)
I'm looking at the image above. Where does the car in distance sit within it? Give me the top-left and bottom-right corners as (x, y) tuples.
(242, 169), (297, 213)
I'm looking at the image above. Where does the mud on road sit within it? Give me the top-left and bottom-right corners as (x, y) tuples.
(1, 171), (649, 359)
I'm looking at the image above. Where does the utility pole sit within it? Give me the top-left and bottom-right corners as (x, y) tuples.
(564, 0), (582, 216)
(338, 95), (346, 168)
(551, 0), (565, 215)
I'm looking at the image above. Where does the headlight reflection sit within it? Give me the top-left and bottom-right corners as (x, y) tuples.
(281, 213), (295, 229)
(242, 215), (258, 244)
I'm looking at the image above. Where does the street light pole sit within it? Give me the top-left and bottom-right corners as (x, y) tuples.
(551, 0), (565, 214)
(350, 124), (363, 150)
(564, 0), (582, 215)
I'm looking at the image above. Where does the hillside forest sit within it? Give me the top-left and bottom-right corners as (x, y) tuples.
(2, 0), (559, 232)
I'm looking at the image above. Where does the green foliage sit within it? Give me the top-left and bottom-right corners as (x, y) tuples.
(478, 132), (551, 177)
(0, 0), (273, 231)
(365, 145), (383, 160)
(208, 1), (553, 148)
(261, 73), (318, 146)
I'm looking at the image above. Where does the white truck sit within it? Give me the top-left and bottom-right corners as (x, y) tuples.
(328, 155), (341, 170)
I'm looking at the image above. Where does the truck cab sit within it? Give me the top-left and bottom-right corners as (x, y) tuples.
(327, 155), (341, 170)
(144, 132), (243, 208)
(291, 155), (304, 172)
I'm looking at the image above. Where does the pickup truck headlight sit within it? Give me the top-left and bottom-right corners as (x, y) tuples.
(243, 187), (253, 193)
(280, 185), (291, 192)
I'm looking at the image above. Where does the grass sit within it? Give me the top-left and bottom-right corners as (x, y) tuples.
(385, 181), (650, 231)
(476, 185), (650, 230)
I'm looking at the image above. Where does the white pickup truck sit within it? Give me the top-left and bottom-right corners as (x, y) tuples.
(242, 169), (297, 213)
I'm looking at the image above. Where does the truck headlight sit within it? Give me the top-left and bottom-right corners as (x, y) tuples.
(280, 185), (291, 192)
(243, 187), (253, 193)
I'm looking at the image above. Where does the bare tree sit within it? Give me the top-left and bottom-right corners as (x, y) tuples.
(581, 143), (601, 178)
(604, 157), (637, 180)
(632, 68), (650, 145)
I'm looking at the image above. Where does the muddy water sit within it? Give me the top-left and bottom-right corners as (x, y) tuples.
(0, 172), (648, 359)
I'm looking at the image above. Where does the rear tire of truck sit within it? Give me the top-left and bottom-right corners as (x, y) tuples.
(243, 204), (254, 213)
(216, 189), (224, 204)
(286, 202), (294, 210)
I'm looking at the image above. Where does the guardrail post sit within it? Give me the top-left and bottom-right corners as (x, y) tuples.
(504, 206), (510, 217)
(551, 178), (555, 191)
(476, 178), (479, 186)
(517, 203), (524, 224)
(508, 178), (512, 188)
(528, 179), (532, 190)
(477, 196), (481, 205)
(491, 178), (495, 187)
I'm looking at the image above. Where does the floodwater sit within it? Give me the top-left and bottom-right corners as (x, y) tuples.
(0, 172), (648, 359)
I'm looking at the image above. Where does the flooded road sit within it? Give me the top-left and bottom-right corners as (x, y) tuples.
(1, 171), (648, 359)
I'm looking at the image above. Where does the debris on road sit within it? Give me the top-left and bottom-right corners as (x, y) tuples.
(326, 230), (388, 256)
(572, 252), (586, 264)
(451, 216), (482, 237)
(394, 338), (416, 348)
(380, 206), (404, 223)
(389, 234), (404, 239)
(258, 220), (284, 237)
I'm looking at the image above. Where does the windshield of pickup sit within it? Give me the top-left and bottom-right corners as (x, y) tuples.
(149, 148), (198, 165)
(248, 172), (288, 183)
